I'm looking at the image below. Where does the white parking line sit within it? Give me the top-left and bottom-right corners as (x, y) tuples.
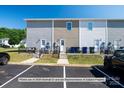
(94, 66), (124, 88)
(0, 65), (34, 88)
(63, 66), (66, 88)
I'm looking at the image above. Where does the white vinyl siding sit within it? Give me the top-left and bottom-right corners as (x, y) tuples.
(80, 20), (106, 47)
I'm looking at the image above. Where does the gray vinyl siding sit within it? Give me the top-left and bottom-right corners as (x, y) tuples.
(26, 20), (52, 49)
(108, 20), (124, 47)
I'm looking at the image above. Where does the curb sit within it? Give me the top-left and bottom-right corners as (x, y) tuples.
(34, 63), (103, 67)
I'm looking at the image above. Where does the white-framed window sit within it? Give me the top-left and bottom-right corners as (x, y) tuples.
(66, 22), (72, 31)
(88, 22), (93, 31)
(61, 39), (64, 46)
(42, 40), (46, 46)
(46, 41), (51, 49)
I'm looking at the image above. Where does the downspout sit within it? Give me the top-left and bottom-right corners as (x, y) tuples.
(52, 20), (54, 51)
(105, 19), (108, 46)
(79, 20), (81, 51)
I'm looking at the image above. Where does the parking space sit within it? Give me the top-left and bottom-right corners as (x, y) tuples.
(0, 64), (124, 88)
(66, 67), (95, 77)
(0, 64), (30, 86)
(18, 66), (63, 77)
(66, 67), (108, 88)
(1, 65), (63, 88)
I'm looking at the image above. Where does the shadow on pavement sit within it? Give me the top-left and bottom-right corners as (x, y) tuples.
(90, 65), (124, 88)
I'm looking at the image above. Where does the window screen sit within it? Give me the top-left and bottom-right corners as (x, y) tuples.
(66, 22), (72, 31)
(42, 40), (45, 45)
(88, 22), (93, 31)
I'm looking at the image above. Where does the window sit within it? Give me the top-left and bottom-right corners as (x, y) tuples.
(66, 22), (72, 31)
(46, 42), (50, 49)
(88, 22), (93, 31)
(42, 40), (45, 46)
(61, 40), (64, 46)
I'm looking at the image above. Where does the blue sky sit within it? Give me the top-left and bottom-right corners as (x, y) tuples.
(0, 5), (124, 29)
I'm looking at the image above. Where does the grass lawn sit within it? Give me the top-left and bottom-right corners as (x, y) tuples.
(0, 47), (32, 63)
(35, 54), (58, 64)
(68, 55), (103, 64)
(8, 52), (32, 62)
(0, 47), (17, 52)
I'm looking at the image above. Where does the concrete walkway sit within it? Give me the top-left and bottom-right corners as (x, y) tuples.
(20, 58), (39, 64)
(57, 52), (69, 64)
(57, 59), (69, 64)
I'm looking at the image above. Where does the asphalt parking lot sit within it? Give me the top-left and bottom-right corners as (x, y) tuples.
(0, 64), (124, 88)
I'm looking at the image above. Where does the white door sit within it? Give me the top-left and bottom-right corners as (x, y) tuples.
(60, 39), (65, 52)
(94, 39), (101, 52)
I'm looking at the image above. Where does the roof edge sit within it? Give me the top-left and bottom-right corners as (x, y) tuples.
(24, 18), (124, 21)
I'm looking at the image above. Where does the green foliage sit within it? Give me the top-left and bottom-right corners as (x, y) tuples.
(0, 27), (26, 45)
(18, 44), (25, 48)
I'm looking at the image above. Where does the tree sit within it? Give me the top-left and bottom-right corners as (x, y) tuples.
(0, 27), (26, 45)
